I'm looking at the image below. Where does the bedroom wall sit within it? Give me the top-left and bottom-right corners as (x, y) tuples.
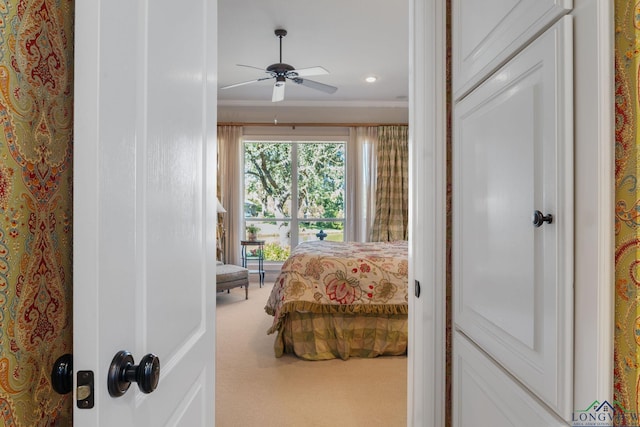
(218, 103), (408, 124)
(614, 0), (640, 423)
(0, 0), (73, 425)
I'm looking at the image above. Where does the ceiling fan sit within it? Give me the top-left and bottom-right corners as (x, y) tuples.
(220, 29), (338, 102)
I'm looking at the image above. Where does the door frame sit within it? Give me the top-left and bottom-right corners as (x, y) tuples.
(407, 0), (447, 425)
(571, 0), (614, 407)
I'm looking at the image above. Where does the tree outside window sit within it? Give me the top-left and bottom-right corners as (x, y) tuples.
(244, 141), (345, 261)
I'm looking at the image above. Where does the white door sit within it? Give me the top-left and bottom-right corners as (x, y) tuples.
(453, 16), (573, 419)
(73, 0), (217, 425)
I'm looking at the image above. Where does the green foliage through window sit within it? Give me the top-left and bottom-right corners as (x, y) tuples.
(263, 243), (290, 261)
(244, 140), (345, 261)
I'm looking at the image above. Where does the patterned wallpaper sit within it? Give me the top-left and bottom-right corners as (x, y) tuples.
(0, 0), (74, 425)
(615, 1), (640, 425)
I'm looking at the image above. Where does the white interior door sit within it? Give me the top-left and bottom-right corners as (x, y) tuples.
(453, 16), (573, 419)
(73, 0), (217, 425)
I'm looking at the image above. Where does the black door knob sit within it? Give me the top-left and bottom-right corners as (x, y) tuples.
(51, 354), (73, 394)
(532, 210), (553, 227)
(107, 351), (160, 397)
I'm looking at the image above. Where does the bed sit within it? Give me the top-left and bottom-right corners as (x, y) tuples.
(265, 240), (408, 360)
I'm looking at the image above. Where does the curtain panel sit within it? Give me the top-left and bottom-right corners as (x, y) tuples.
(217, 125), (244, 265)
(370, 125), (409, 241)
(346, 126), (378, 242)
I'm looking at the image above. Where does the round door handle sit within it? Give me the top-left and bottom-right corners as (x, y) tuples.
(108, 351), (160, 397)
(532, 210), (553, 227)
(51, 354), (73, 395)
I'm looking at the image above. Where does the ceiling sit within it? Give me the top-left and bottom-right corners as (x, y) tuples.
(217, 0), (409, 116)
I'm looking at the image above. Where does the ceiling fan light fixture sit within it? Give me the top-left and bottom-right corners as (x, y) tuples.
(220, 28), (338, 102)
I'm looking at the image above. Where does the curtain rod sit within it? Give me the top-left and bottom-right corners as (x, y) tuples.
(217, 122), (408, 128)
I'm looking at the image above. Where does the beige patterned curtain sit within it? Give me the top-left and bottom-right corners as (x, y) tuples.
(370, 125), (409, 241)
(218, 125), (244, 265)
(346, 126), (378, 242)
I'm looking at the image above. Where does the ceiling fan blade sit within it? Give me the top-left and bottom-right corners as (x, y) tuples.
(289, 66), (329, 77)
(220, 76), (273, 90)
(291, 78), (338, 94)
(272, 81), (285, 102)
(236, 64), (268, 72)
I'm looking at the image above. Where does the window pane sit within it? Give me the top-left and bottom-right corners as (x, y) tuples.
(297, 143), (345, 220)
(245, 220), (291, 261)
(244, 140), (346, 256)
(244, 143), (291, 219)
(299, 221), (344, 243)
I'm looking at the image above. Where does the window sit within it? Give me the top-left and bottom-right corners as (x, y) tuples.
(244, 140), (345, 261)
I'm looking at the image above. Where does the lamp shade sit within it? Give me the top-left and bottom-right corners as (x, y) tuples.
(216, 198), (226, 213)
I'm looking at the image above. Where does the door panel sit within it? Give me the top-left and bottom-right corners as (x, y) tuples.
(453, 17), (573, 419)
(73, 0), (217, 425)
(453, 333), (567, 426)
(452, 0), (572, 100)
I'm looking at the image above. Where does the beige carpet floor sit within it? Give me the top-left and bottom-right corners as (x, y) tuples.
(215, 275), (407, 427)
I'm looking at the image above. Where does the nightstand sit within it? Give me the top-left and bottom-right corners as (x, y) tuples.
(240, 240), (265, 287)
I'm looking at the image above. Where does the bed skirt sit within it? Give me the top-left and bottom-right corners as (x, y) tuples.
(275, 311), (408, 361)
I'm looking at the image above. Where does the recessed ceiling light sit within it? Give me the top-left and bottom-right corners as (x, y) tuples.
(365, 76), (377, 83)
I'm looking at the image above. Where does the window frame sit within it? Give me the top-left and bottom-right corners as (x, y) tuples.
(242, 137), (347, 255)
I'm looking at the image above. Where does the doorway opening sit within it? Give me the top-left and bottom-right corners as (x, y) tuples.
(215, 1), (448, 426)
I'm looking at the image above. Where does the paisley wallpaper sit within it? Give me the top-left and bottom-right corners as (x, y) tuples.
(615, 1), (640, 425)
(0, 0), (74, 425)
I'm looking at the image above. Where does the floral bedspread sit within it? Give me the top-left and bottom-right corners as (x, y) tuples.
(265, 240), (408, 334)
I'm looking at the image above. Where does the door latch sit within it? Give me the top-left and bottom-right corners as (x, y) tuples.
(77, 370), (94, 409)
(415, 280), (421, 298)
